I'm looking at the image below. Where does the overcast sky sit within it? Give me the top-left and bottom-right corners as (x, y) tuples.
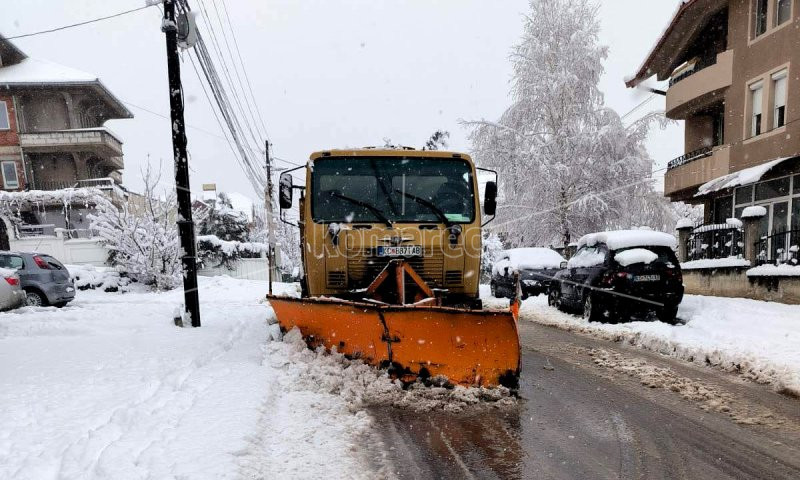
(2, 0), (683, 203)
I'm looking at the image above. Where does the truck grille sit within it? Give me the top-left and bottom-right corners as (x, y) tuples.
(327, 271), (347, 288)
(445, 270), (462, 287)
(346, 248), (444, 289)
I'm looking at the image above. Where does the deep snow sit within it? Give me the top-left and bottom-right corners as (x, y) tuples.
(0, 277), (513, 480)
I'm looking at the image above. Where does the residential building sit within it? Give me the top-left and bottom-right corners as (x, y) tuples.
(0, 34), (132, 244)
(626, 0), (800, 263)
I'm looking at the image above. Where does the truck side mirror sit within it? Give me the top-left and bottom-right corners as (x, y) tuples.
(484, 181), (497, 216)
(279, 172), (293, 209)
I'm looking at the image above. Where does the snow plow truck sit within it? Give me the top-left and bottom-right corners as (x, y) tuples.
(268, 148), (520, 388)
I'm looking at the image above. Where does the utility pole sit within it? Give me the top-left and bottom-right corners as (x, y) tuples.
(162, 0), (201, 327)
(265, 141), (279, 295)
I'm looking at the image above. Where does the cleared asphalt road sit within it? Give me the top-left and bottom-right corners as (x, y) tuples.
(370, 320), (800, 480)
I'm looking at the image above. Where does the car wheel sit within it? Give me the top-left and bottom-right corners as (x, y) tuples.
(582, 293), (602, 323)
(25, 290), (47, 307)
(657, 305), (680, 325)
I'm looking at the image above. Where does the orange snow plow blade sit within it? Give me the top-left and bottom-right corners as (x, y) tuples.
(268, 296), (520, 388)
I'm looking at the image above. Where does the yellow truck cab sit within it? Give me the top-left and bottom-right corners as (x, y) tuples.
(278, 148), (498, 308)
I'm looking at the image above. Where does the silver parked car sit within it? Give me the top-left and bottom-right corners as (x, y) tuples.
(0, 252), (75, 307)
(0, 267), (27, 311)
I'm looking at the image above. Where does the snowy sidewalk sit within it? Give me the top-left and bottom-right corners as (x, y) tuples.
(0, 277), (379, 480)
(512, 293), (800, 396)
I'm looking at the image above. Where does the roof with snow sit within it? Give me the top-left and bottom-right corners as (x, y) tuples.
(625, 0), (726, 88)
(578, 230), (678, 251)
(695, 156), (797, 197)
(0, 35), (131, 119)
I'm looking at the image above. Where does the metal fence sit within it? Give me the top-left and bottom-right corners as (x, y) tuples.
(686, 223), (744, 261)
(755, 230), (800, 265)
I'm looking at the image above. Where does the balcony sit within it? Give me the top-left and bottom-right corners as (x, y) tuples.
(19, 128), (124, 159)
(664, 145), (730, 199)
(666, 49), (733, 119)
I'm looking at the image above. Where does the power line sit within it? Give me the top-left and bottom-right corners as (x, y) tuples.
(7, 6), (153, 40)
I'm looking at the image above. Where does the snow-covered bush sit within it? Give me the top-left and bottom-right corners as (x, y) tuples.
(89, 167), (182, 291)
(465, 0), (674, 247)
(198, 192), (251, 242)
(68, 264), (131, 292)
(196, 234), (268, 270)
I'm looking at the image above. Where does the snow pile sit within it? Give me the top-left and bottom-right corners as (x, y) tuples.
(516, 295), (800, 396)
(741, 205), (768, 218)
(681, 257), (751, 270)
(696, 157), (793, 197)
(567, 248), (606, 268)
(578, 230), (677, 250)
(614, 248), (658, 267)
(492, 247), (565, 276)
(747, 264), (800, 277)
(676, 218), (695, 229)
(66, 264), (131, 292)
(0, 267), (17, 278)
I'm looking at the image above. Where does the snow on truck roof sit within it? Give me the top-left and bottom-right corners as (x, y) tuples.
(577, 230), (677, 251)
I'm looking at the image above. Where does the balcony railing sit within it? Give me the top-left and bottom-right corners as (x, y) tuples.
(686, 222), (744, 261)
(667, 146), (714, 170)
(755, 230), (800, 266)
(669, 55), (718, 87)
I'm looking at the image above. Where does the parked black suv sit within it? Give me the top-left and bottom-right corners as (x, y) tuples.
(548, 231), (684, 324)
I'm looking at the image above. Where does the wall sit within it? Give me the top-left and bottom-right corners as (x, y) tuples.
(10, 235), (108, 266)
(683, 267), (800, 304)
(198, 258), (271, 282)
(726, 0), (800, 172)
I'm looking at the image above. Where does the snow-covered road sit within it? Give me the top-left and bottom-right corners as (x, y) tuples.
(507, 292), (800, 397)
(0, 277), (381, 480)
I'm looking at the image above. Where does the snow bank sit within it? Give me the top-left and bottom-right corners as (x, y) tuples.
(516, 295), (800, 396)
(741, 206), (768, 218)
(747, 264), (800, 277)
(614, 248), (658, 267)
(578, 230), (677, 250)
(492, 247), (564, 276)
(681, 257), (751, 270)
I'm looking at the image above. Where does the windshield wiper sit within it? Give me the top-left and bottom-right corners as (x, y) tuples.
(331, 192), (393, 228)
(394, 189), (452, 226)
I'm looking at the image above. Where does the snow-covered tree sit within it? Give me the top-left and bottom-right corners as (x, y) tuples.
(466, 0), (670, 248)
(481, 231), (505, 280)
(252, 203), (302, 278)
(198, 192), (250, 242)
(89, 167), (182, 291)
(424, 130), (450, 151)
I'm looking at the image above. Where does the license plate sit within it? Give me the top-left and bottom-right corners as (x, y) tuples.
(633, 274), (660, 282)
(377, 246), (422, 257)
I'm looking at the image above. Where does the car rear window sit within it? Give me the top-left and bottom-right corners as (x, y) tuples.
(614, 247), (677, 266)
(41, 255), (66, 270)
(0, 255), (24, 269)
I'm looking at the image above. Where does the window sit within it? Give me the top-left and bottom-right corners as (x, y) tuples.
(0, 101), (9, 130)
(755, 0), (769, 36)
(712, 110), (725, 146)
(777, 0), (792, 26)
(794, 175), (800, 195)
(792, 198), (800, 230)
(755, 177), (791, 201)
(773, 70), (787, 129)
(0, 255), (24, 270)
(751, 82), (764, 137)
(735, 185), (754, 205)
(1, 161), (18, 189)
(713, 196), (733, 224)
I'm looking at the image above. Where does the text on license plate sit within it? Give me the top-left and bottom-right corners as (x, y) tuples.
(377, 246), (423, 257)
(633, 274), (661, 282)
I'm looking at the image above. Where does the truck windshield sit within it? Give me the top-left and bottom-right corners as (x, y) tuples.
(312, 156), (475, 224)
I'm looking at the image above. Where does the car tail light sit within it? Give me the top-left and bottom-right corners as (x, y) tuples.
(33, 256), (51, 270)
(4, 276), (19, 286)
(600, 272), (616, 286)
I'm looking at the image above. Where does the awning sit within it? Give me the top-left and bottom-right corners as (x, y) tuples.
(695, 156), (796, 197)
